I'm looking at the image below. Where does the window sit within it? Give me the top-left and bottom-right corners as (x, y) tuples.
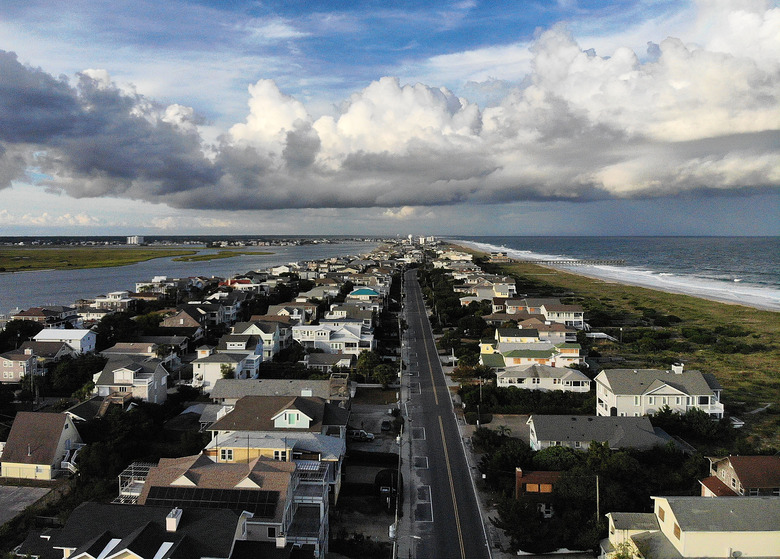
(574, 441), (581, 448)
(532, 378), (540, 384)
(553, 441), (562, 446)
(648, 396), (654, 405)
(772, 488), (779, 496)
(267, 527), (276, 538)
(658, 507), (665, 522)
(274, 450), (287, 462)
(675, 397), (681, 405)
(662, 397), (668, 405)
(731, 478), (737, 488)
(526, 484), (539, 493)
(220, 448), (233, 462)
(749, 488), (759, 496)
(673, 523), (681, 539)
(539, 484), (553, 493)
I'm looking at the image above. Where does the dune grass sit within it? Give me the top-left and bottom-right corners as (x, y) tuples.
(0, 247), (198, 272)
(451, 244), (780, 447)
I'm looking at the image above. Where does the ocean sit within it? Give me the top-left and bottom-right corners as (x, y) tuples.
(450, 237), (780, 311)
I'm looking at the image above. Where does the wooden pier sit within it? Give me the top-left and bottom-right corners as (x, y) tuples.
(518, 259), (626, 266)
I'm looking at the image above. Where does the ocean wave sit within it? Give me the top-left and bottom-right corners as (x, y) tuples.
(451, 238), (780, 311)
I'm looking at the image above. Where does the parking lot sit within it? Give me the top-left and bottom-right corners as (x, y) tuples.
(0, 485), (50, 526)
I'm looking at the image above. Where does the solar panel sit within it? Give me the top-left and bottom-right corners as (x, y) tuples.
(145, 486), (279, 517)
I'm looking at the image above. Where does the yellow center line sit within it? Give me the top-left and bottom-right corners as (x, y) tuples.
(439, 416), (466, 559)
(423, 333), (439, 406)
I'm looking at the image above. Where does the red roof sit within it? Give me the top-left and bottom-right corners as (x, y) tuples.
(700, 475), (738, 497)
(728, 455), (780, 488)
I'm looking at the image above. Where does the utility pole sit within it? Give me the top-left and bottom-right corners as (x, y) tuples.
(596, 474), (600, 523)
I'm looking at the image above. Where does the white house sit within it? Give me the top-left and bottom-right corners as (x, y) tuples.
(33, 329), (96, 353)
(193, 350), (261, 393)
(93, 357), (170, 404)
(231, 321), (280, 360)
(540, 303), (585, 329)
(594, 364), (724, 418)
(292, 323), (374, 356)
(497, 364), (591, 392)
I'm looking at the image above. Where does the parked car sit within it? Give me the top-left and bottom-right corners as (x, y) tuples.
(347, 429), (375, 442)
(381, 419), (392, 432)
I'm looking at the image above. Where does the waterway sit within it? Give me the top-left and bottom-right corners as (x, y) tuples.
(0, 241), (379, 314)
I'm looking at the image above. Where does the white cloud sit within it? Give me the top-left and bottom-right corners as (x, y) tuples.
(0, 0), (777, 217)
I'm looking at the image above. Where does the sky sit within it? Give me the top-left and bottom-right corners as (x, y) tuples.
(0, 0), (778, 236)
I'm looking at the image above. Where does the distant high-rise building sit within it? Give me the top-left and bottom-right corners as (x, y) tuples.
(127, 235), (144, 245)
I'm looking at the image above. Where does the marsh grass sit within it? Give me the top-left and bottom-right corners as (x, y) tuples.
(172, 250), (272, 262)
(0, 247), (197, 272)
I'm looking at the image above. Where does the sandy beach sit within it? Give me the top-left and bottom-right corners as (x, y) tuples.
(451, 241), (780, 313)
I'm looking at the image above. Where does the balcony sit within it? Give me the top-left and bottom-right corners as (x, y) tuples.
(60, 442), (86, 473)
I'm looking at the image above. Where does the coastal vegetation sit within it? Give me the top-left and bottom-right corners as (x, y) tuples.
(0, 247), (197, 272)
(448, 246), (780, 448)
(172, 249), (272, 262)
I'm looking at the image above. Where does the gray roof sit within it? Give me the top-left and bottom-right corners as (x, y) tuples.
(497, 328), (539, 338)
(211, 378), (332, 400)
(497, 363), (590, 381)
(530, 415), (674, 450)
(66, 396), (104, 422)
(630, 530), (683, 559)
(49, 502), (241, 559)
(662, 496), (780, 532)
(95, 356), (168, 386)
(610, 512), (659, 531)
(307, 353), (354, 366)
(232, 321), (278, 334)
(193, 352), (246, 364)
(596, 368), (721, 396)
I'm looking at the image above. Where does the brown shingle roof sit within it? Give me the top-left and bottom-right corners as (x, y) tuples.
(209, 395), (327, 432)
(138, 454), (294, 507)
(729, 455), (780, 488)
(0, 412), (69, 465)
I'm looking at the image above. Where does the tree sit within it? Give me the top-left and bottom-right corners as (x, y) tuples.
(0, 320), (43, 351)
(356, 350), (381, 380)
(50, 354), (107, 396)
(373, 364), (397, 388)
(221, 363), (236, 379)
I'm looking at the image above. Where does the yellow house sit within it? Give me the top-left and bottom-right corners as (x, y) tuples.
(0, 412), (83, 480)
(205, 395), (348, 503)
(600, 496), (780, 558)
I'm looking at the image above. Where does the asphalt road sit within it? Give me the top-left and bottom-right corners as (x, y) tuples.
(402, 269), (490, 559)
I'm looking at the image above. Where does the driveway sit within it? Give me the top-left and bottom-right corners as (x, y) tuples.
(0, 486), (50, 526)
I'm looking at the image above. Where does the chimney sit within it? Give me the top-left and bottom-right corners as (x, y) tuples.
(671, 363), (684, 375)
(166, 508), (182, 532)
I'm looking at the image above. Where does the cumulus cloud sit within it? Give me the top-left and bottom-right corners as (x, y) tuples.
(0, 0), (778, 212)
(0, 209), (102, 226)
